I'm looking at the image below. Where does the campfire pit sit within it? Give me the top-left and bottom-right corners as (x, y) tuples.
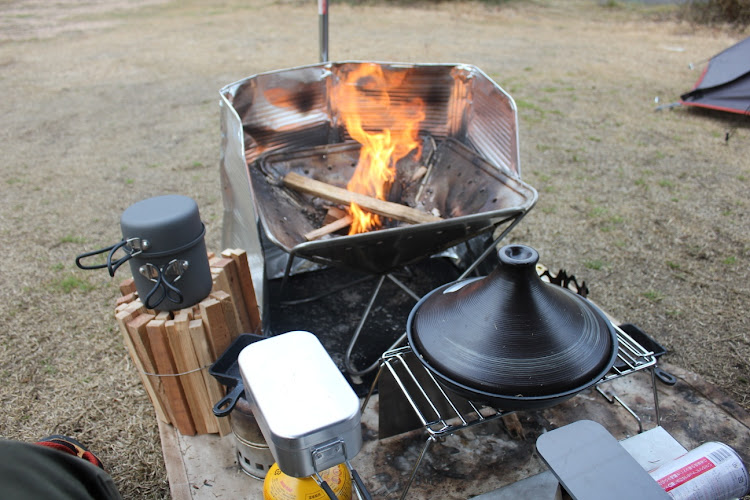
(219, 62), (537, 315)
(253, 137), (536, 275)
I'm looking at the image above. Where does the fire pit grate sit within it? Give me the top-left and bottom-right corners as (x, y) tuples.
(253, 136), (537, 275)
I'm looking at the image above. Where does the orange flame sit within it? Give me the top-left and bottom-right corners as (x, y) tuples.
(332, 64), (425, 234)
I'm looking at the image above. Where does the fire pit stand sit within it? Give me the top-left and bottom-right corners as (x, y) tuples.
(339, 213), (528, 377)
(362, 323), (660, 499)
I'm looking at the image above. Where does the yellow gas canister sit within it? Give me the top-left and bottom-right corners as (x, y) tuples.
(263, 463), (352, 500)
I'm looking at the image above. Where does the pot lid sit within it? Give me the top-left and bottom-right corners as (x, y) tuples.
(407, 244), (616, 400)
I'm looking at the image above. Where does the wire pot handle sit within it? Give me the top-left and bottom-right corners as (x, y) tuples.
(75, 237), (150, 277)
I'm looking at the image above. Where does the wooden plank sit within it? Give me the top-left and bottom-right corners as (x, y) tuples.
(198, 297), (232, 360)
(116, 291), (136, 307)
(188, 319), (232, 437)
(283, 171), (442, 225)
(156, 420), (193, 500)
(304, 214), (353, 241)
(223, 249), (261, 334)
(210, 265), (242, 332)
(211, 257), (252, 333)
(147, 319), (196, 436)
(165, 316), (214, 434)
(210, 290), (241, 344)
(125, 313), (176, 425)
(155, 310), (172, 321)
(324, 206), (348, 224)
(115, 305), (171, 424)
(119, 278), (136, 296)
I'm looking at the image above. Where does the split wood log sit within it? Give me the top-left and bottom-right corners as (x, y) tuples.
(304, 215), (353, 241)
(283, 172), (442, 225)
(146, 319), (196, 436)
(119, 278), (137, 296)
(155, 310), (171, 321)
(165, 315), (216, 434)
(210, 290), (241, 344)
(198, 297), (233, 361)
(324, 206), (348, 225)
(221, 249), (261, 334)
(211, 257), (253, 333)
(126, 313), (177, 425)
(410, 165), (428, 183)
(115, 303), (171, 424)
(116, 292), (136, 307)
(188, 319), (231, 436)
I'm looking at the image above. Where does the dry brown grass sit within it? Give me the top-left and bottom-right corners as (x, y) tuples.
(0, 0), (748, 497)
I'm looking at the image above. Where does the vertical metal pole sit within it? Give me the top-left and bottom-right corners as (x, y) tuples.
(318, 0), (329, 62)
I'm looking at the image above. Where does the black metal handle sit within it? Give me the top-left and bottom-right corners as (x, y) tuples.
(350, 467), (372, 500)
(213, 384), (244, 417)
(655, 366), (677, 386)
(142, 264), (184, 310)
(75, 239), (132, 277)
(318, 480), (338, 500)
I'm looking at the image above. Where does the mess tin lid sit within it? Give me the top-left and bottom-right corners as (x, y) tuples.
(238, 331), (361, 451)
(120, 195), (203, 255)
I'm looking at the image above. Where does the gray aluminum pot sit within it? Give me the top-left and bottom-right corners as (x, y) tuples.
(76, 195), (212, 311)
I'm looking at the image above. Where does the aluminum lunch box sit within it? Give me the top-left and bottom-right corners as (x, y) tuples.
(238, 331), (363, 478)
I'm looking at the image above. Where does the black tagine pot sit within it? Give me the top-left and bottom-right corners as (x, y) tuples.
(407, 244), (618, 410)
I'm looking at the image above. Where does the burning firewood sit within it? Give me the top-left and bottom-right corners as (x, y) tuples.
(409, 165), (428, 183)
(283, 172), (442, 226)
(304, 214), (353, 241)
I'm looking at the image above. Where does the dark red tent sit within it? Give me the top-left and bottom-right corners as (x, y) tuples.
(680, 36), (750, 115)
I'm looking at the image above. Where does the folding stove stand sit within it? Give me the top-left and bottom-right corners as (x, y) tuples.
(361, 324), (660, 500)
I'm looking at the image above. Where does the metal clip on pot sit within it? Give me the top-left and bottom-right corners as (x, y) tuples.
(138, 260), (189, 310)
(75, 237), (150, 276)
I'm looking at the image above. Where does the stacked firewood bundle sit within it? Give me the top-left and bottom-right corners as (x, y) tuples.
(114, 249), (260, 436)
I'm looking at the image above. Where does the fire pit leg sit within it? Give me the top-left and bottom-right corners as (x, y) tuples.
(399, 435), (436, 500)
(344, 274), (421, 377)
(280, 251), (297, 293)
(651, 367), (661, 426)
(458, 214), (527, 280)
(595, 386), (644, 434)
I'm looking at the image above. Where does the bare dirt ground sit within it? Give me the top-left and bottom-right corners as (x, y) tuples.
(0, 0), (748, 497)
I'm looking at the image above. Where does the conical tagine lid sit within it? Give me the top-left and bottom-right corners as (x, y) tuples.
(407, 244), (617, 401)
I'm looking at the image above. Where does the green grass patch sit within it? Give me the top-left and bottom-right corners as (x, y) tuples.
(515, 99), (544, 114)
(53, 276), (96, 294)
(42, 359), (58, 375)
(60, 235), (86, 244)
(535, 172), (551, 182)
(723, 256), (736, 265)
(643, 290), (664, 302)
(588, 206), (608, 218)
(584, 260), (605, 270)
